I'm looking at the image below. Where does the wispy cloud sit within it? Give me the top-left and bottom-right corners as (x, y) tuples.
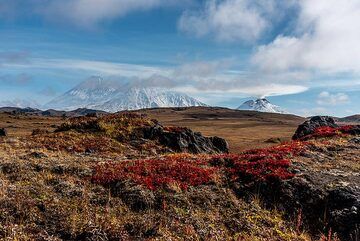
(0, 0), (190, 28)
(4, 57), (308, 97)
(317, 91), (350, 106)
(0, 51), (30, 65)
(0, 73), (32, 85)
(298, 107), (330, 117)
(38, 86), (57, 97)
(179, 0), (297, 42)
(4, 58), (168, 77)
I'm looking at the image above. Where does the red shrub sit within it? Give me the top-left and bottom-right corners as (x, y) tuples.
(92, 142), (308, 190)
(229, 159), (294, 182)
(211, 141), (305, 182)
(303, 125), (355, 140)
(92, 157), (217, 190)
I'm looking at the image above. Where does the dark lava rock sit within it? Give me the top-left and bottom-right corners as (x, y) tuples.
(210, 136), (229, 152)
(244, 173), (360, 241)
(143, 124), (229, 154)
(0, 128), (7, 137)
(345, 125), (360, 136)
(293, 116), (338, 140)
(349, 137), (360, 144)
(111, 181), (156, 211)
(31, 129), (49, 136)
(29, 151), (47, 159)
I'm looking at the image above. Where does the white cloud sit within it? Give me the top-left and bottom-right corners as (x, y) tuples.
(317, 91), (350, 106)
(5, 58), (168, 77)
(174, 83), (307, 97)
(4, 57), (308, 97)
(179, 0), (296, 42)
(252, 0), (360, 74)
(297, 107), (330, 117)
(0, 0), (188, 28)
(42, 0), (183, 28)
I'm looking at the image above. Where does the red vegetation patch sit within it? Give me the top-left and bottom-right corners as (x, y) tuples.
(92, 155), (217, 190)
(92, 142), (307, 190)
(211, 142), (306, 182)
(303, 125), (355, 140)
(229, 159), (294, 182)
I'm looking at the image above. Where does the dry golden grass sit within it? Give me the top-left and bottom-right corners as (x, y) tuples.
(0, 141), (311, 240)
(0, 108), (356, 240)
(0, 113), (63, 137)
(135, 107), (304, 152)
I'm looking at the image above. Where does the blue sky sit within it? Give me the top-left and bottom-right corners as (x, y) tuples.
(0, 0), (359, 117)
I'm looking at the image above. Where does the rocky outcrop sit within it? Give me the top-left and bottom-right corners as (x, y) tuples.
(54, 113), (229, 155)
(244, 133), (360, 241)
(0, 128), (7, 137)
(143, 124), (229, 154)
(293, 116), (338, 140)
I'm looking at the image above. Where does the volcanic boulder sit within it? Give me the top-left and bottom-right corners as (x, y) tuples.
(143, 124), (229, 154)
(292, 116), (338, 140)
(0, 128), (7, 137)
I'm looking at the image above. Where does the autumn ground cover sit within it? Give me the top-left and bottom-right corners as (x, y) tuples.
(92, 141), (306, 191)
(0, 113), (358, 240)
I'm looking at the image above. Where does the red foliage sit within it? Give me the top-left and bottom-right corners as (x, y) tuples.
(304, 125), (355, 140)
(92, 141), (306, 190)
(229, 158), (294, 182)
(211, 142), (305, 182)
(92, 156), (216, 190)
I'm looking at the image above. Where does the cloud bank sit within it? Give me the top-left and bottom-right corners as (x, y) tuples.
(252, 0), (360, 74)
(179, 0), (297, 42)
(317, 91), (350, 106)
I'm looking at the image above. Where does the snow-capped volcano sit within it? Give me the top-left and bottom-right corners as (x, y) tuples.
(237, 98), (287, 114)
(45, 77), (206, 112)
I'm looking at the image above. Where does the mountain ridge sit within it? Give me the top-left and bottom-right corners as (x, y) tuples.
(45, 77), (206, 112)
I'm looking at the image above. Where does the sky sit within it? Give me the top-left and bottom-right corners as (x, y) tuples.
(0, 0), (360, 117)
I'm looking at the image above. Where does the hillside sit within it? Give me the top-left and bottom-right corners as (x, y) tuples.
(338, 114), (360, 124)
(134, 107), (305, 152)
(0, 111), (358, 240)
(0, 107), (305, 152)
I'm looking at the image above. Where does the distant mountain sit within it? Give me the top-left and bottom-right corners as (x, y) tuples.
(0, 107), (107, 117)
(337, 114), (360, 123)
(237, 98), (287, 114)
(0, 99), (40, 109)
(45, 77), (206, 112)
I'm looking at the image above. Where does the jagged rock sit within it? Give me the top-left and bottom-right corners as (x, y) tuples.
(112, 181), (156, 211)
(345, 125), (360, 136)
(0, 128), (7, 137)
(210, 136), (229, 153)
(241, 174), (360, 241)
(143, 124), (229, 154)
(349, 137), (360, 144)
(293, 116), (338, 140)
(32, 129), (49, 136)
(29, 151), (47, 159)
